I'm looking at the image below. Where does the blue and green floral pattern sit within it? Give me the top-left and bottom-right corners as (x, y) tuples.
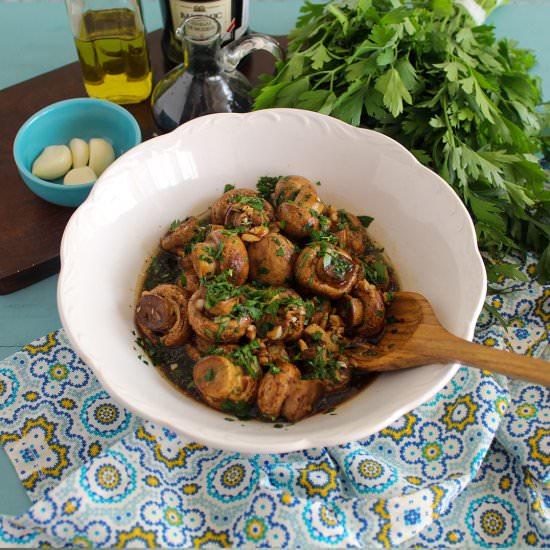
(0, 253), (548, 547)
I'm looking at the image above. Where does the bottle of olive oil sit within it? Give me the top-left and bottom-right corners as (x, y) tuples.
(67, 2), (152, 104)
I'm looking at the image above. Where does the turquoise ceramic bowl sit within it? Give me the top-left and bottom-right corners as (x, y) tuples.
(13, 98), (142, 207)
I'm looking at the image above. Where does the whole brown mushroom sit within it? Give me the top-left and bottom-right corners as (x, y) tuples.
(193, 355), (259, 411)
(188, 287), (252, 343)
(295, 243), (359, 299)
(135, 284), (191, 347)
(248, 232), (297, 286)
(330, 209), (371, 256)
(191, 229), (249, 285)
(338, 280), (386, 338)
(281, 379), (325, 423)
(257, 362), (300, 420)
(160, 217), (208, 256)
(257, 362), (324, 422)
(211, 188), (274, 235)
(257, 288), (306, 342)
(272, 176), (325, 239)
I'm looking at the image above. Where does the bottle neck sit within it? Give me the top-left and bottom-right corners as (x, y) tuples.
(184, 37), (223, 74)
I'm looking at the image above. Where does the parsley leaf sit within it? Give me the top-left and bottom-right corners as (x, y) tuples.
(253, 0), (550, 282)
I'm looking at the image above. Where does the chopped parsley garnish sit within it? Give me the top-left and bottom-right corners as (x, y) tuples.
(357, 215), (374, 228)
(230, 195), (265, 212)
(220, 399), (253, 419)
(320, 248), (353, 280)
(203, 367), (216, 382)
(224, 184), (235, 193)
(169, 219), (182, 231)
(202, 271), (240, 310)
(301, 345), (339, 383)
(360, 259), (388, 286)
(256, 176), (280, 200)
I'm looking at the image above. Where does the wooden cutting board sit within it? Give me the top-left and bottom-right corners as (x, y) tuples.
(0, 29), (283, 294)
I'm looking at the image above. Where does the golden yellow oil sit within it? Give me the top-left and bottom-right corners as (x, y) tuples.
(75, 8), (152, 104)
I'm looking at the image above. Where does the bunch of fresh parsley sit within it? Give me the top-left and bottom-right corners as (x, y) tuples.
(253, 0), (550, 282)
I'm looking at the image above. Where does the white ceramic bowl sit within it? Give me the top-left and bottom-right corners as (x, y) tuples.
(58, 108), (486, 454)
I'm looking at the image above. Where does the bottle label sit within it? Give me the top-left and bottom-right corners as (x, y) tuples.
(169, 0), (233, 39)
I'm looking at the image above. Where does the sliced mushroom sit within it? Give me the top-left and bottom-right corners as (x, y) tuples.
(257, 362), (300, 420)
(188, 288), (252, 343)
(330, 210), (370, 256)
(211, 188), (274, 231)
(248, 232), (297, 286)
(257, 289), (306, 342)
(272, 176), (325, 239)
(136, 284), (191, 347)
(191, 229), (249, 285)
(295, 243), (359, 299)
(193, 355), (259, 410)
(281, 379), (325, 422)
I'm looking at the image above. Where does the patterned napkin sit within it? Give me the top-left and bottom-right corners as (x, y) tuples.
(0, 253), (548, 548)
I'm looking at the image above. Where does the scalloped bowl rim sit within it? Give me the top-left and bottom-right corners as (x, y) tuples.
(58, 108), (486, 454)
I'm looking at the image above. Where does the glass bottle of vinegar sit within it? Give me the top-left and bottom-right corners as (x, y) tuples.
(66, 0), (152, 104)
(160, 0), (249, 64)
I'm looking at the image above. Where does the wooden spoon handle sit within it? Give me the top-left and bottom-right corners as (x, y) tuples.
(439, 332), (550, 386)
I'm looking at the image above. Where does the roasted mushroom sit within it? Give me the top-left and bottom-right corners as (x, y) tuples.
(193, 355), (259, 410)
(136, 284), (191, 347)
(257, 288), (306, 342)
(272, 176), (325, 239)
(211, 188), (274, 234)
(329, 209), (371, 256)
(321, 358), (352, 393)
(160, 217), (207, 256)
(248, 232), (297, 286)
(281, 379), (325, 422)
(338, 280), (386, 338)
(361, 254), (392, 291)
(257, 362), (300, 419)
(177, 255), (200, 294)
(257, 362), (324, 422)
(295, 243), (359, 299)
(191, 229), (249, 285)
(136, 174), (398, 424)
(188, 287), (252, 343)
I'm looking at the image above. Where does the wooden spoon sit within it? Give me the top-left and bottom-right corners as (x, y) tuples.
(347, 291), (550, 386)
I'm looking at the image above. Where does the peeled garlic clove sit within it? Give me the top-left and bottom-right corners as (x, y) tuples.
(32, 145), (72, 180)
(63, 166), (97, 186)
(88, 138), (115, 177)
(69, 138), (89, 168)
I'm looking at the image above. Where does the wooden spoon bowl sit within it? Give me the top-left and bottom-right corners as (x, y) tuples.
(347, 291), (550, 387)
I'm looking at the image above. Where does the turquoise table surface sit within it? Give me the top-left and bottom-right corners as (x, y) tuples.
(0, 0), (548, 521)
